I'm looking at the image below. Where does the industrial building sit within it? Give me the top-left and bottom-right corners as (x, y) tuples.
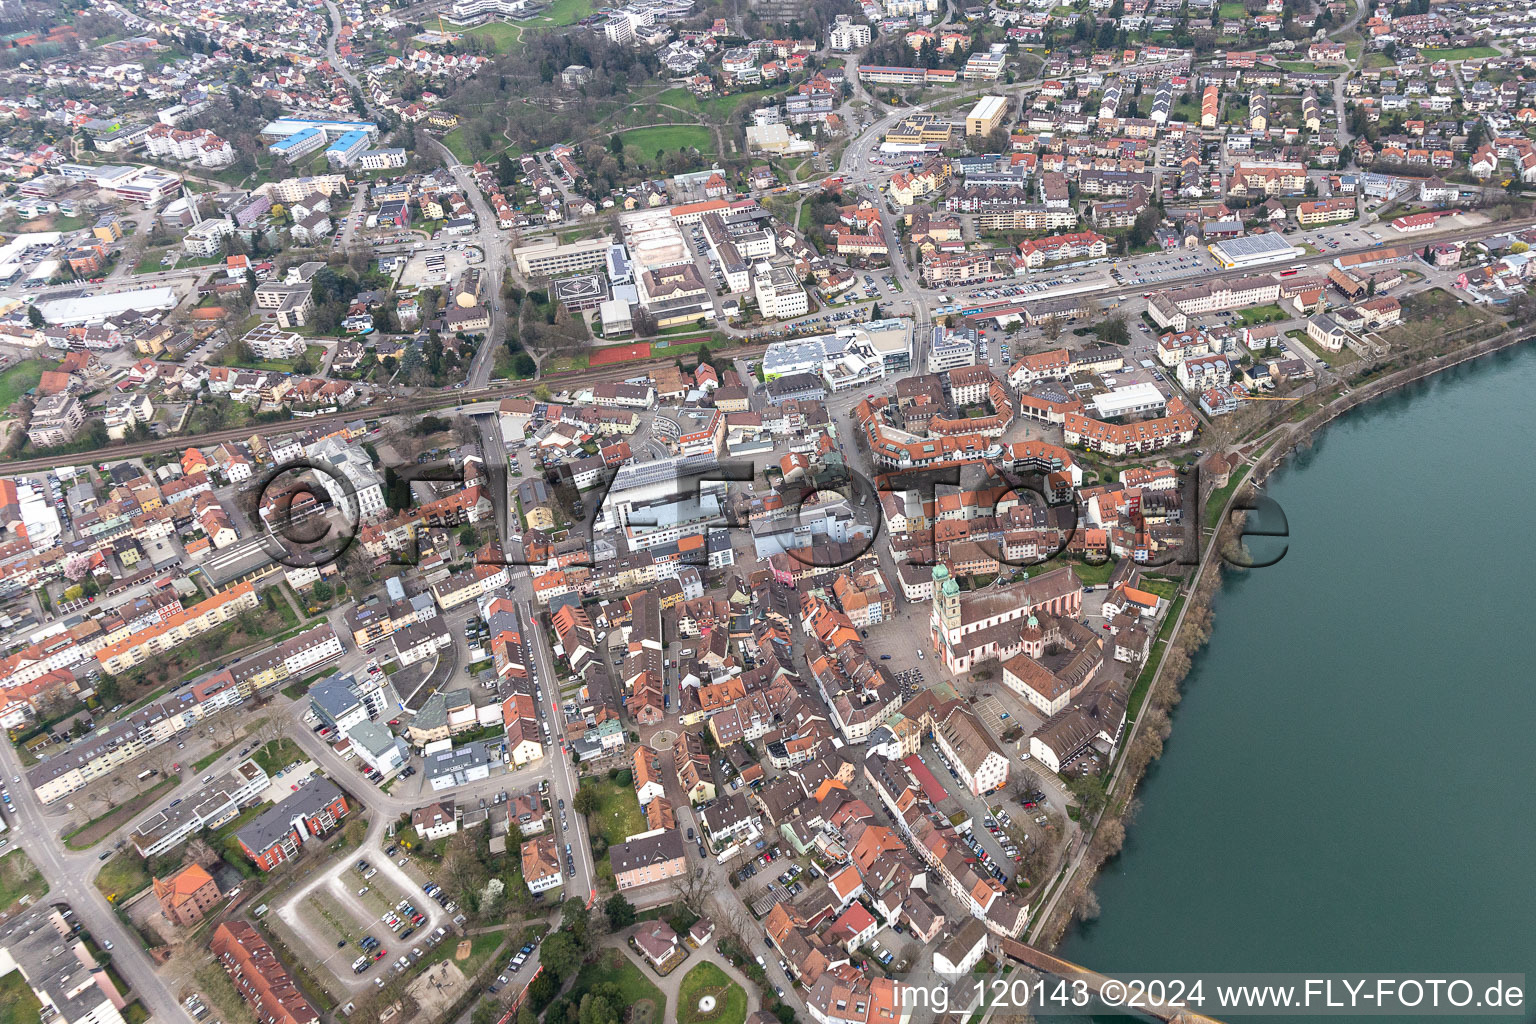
(1207, 232), (1304, 269)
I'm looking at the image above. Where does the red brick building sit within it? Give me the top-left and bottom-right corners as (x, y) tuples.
(211, 921), (320, 1024)
(152, 863), (221, 926)
(234, 779), (349, 872)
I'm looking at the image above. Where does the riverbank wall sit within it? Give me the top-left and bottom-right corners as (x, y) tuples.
(1028, 324), (1536, 952)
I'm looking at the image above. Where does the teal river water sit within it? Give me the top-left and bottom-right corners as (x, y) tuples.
(1056, 343), (1536, 1022)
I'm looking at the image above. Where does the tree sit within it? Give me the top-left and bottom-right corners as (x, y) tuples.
(577, 991), (623, 1024)
(63, 552), (91, 581)
(26, 305), (44, 328)
(1068, 775), (1108, 818)
(604, 893), (636, 929)
(561, 897), (591, 946)
(1011, 768), (1041, 803)
(1128, 205), (1161, 249)
(1042, 317), (1062, 341)
(1096, 313), (1130, 345)
(539, 930), (582, 980)
(96, 675), (121, 707)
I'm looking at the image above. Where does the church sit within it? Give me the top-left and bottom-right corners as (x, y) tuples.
(928, 564), (1083, 673)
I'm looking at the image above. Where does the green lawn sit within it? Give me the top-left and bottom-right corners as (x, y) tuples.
(519, 0), (594, 25)
(134, 250), (221, 275)
(1365, 52), (1396, 68)
(464, 21), (522, 51)
(94, 850), (152, 903)
(0, 850), (47, 911)
(1288, 329), (1360, 367)
(621, 125), (715, 159)
(1126, 593), (1186, 722)
(0, 970), (42, 1024)
(1204, 463), (1254, 531)
(1277, 61), (1324, 73)
(572, 949), (667, 1024)
(222, 344), (325, 375)
(654, 87), (777, 122)
(677, 961), (747, 1024)
(252, 737), (305, 776)
(441, 128), (475, 163)
(1238, 304), (1286, 326)
(581, 777), (648, 848)
(1419, 46), (1498, 61)
(132, 249), (177, 275)
(0, 359), (50, 411)
(1217, 0), (1245, 14)
(1066, 559), (1117, 586)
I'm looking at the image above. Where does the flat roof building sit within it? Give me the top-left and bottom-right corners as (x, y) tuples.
(513, 236), (612, 278)
(966, 95), (1009, 137)
(1208, 232), (1303, 269)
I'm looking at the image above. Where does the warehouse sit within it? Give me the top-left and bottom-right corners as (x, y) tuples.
(1207, 232), (1303, 269)
(36, 286), (179, 326)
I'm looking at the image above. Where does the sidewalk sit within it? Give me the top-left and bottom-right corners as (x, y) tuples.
(606, 931), (762, 1019)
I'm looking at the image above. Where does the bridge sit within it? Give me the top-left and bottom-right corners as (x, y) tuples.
(999, 939), (1227, 1024)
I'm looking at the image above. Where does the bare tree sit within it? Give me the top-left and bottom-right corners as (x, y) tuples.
(675, 863), (711, 917)
(1075, 885), (1101, 922)
(256, 716), (286, 747)
(442, 831), (487, 908)
(1010, 768), (1041, 804)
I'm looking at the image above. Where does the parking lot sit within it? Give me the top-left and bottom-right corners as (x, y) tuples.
(1113, 248), (1211, 288)
(276, 842), (450, 992)
(397, 244), (475, 290)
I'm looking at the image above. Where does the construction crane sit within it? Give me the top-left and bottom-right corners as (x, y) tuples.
(1232, 385), (1298, 402)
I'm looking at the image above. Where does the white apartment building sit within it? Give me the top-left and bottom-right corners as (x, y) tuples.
(752, 261), (809, 320)
(358, 148), (408, 170)
(1177, 353), (1232, 391)
(828, 16), (871, 51)
(307, 437), (386, 519)
(183, 217), (235, 256)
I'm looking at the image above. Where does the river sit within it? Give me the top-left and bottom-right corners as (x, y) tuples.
(1056, 343), (1536, 1021)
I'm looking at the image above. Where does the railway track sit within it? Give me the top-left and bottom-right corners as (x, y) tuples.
(0, 213), (1524, 476)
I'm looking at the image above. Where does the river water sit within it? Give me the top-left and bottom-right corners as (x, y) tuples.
(1056, 343), (1536, 1021)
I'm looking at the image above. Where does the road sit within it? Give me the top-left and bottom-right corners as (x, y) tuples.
(427, 137), (511, 389)
(518, 605), (599, 907)
(0, 734), (195, 1024)
(324, 1), (365, 96)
